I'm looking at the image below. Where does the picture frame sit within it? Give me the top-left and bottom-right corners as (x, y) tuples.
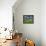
(23, 15), (34, 24)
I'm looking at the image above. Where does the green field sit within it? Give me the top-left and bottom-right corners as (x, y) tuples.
(23, 19), (33, 24)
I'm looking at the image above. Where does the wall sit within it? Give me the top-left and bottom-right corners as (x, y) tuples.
(13, 0), (41, 46)
(0, 0), (16, 30)
(41, 0), (46, 46)
(0, 0), (46, 46)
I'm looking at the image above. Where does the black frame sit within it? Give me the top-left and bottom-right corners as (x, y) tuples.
(23, 15), (34, 24)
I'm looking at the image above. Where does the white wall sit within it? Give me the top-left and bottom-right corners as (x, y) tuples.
(13, 0), (41, 46)
(13, 0), (46, 46)
(41, 0), (46, 46)
(0, 0), (16, 29)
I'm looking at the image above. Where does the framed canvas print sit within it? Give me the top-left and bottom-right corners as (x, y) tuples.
(23, 15), (34, 24)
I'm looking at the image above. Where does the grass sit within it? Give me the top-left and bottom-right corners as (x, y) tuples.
(23, 19), (33, 24)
